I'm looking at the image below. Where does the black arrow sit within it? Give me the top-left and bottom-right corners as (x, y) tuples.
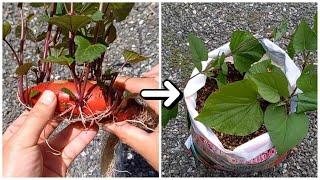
(140, 79), (183, 109)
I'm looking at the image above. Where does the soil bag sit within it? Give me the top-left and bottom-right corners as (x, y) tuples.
(184, 38), (301, 172)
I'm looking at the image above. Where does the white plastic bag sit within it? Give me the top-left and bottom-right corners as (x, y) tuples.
(184, 38), (301, 170)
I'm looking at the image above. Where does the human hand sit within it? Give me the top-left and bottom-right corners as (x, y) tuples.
(2, 90), (98, 177)
(105, 64), (159, 171)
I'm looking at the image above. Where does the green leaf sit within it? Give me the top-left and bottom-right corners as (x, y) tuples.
(3, 21), (11, 39)
(44, 55), (74, 65)
(106, 24), (117, 44)
(123, 50), (148, 64)
(212, 53), (225, 68)
(296, 91), (317, 113)
(15, 25), (37, 42)
(292, 20), (317, 53)
(74, 36), (107, 63)
(245, 60), (283, 78)
(230, 30), (266, 73)
(297, 64), (317, 92)
(61, 88), (77, 101)
(76, 3), (99, 15)
(15, 62), (34, 75)
(188, 33), (208, 71)
(287, 38), (295, 59)
(90, 11), (104, 22)
(56, 3), (65, 16)
(249, 72), (289, 103)
(48, 15), (91, 32)
(29, 89), (40, 99)
(30, 3), (45, 7)
(313, 13), (317, 35)
(109, 3), (134, 22)
(162, 105), (178, 127)
(216, 73), (227, 88)
(273, 20), (288, 41)
(264, 105), (309, 155)
(197, 79), (263, 136)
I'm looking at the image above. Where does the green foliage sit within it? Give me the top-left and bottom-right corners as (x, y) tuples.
(273, 20), (288, 41)
(296, 91), (317, 113)
(89, 11), (104, 22)
(188, 33), (208, 71)
(74, 36), (107, 63)
(123, 50), (148, 64)
(109, 3), (134, 22)
(291, 20), (317, 53)
(29, 89), (40, 98)
(297, 64), (317, 92)
(296, 64), (317, 113)
(230, 30), (265, 73)
(3, 21), (11, 39)
(44, 55), (74, 66)
(264, 105), (309, 155)
(197, 79), (263, 136)
(48, 15), (91, 32)
(15, 62), (34, 75)
(162, 104), (178, 127)
(313, 13), (317, 35)
(15, 25), (46, 42)
(61, 88), (77, 101)
(245, 60), (283, 78)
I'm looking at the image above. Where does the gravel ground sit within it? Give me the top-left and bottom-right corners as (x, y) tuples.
(2, 3), (158, 177)
(161, 3), (317, 177)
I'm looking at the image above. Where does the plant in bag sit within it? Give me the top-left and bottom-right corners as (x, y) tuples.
(186, 14), (317, 156)
(3, 3), (151, 127)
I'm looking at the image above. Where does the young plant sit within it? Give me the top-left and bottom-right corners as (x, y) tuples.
(3, 3), (149, 126)
(189, 15), (317, 155)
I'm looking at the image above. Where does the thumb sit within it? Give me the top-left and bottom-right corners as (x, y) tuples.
(14, 90), (57, 147)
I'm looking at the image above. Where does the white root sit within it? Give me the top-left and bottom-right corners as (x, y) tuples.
(124, 120), (155, 132)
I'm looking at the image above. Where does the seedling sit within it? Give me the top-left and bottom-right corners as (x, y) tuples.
(187, 14), (317, 155)
(3, 3), (150, 127)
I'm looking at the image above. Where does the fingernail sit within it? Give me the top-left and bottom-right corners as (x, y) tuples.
(39, 90), (55, 105)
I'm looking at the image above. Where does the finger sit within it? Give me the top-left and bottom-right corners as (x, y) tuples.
(104, 122), (159, 170)
(60, 125), (98, 167)
(38, 118), (63, 144)
(142, 64), (159, 77)
(115, 76), (158, 94)
(13, 90), (57, 147)
(114, 77), (159, 114)
(2, 111), (29, 144)
(44, 122), (85, 151)
(104, 122), (150, 155)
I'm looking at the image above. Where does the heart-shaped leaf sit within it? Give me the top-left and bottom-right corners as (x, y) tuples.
(264, 105), (309, 155)
(188, 33), (208, 71)
(123, 50), (148, 64)
(162, 104), (178, 127)
(109, 3), (134, 22)
(106, 23), (117, 44)
(74, 36), (107, 63)
(48, 15), (91, 32)
(296, 91), (317, 113)
(44, 55), (74, 66)
(245, 60), (283, 78)
(297, 64), (317, 92)
(292, 20), (317, 53)
(197, 79), (263, 136)
(3, 21), (11, 39)
(16, 62), (34, 75)
(230, 30), (265, 73)
(248, 71), (289, 103)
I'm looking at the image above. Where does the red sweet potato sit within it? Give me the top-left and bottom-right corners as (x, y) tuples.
(23, 80), (141, 122)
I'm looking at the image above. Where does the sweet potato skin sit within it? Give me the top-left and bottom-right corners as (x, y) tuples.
(23, 80), (141, 122)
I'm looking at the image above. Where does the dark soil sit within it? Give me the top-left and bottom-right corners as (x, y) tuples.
(196, 63), (268, 150)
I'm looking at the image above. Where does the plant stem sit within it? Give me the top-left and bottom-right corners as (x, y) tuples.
(17, 4), (26, 103)
(3, 39), (20, 63)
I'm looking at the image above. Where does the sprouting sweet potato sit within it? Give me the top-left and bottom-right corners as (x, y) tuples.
(23, 80), (142, 122)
